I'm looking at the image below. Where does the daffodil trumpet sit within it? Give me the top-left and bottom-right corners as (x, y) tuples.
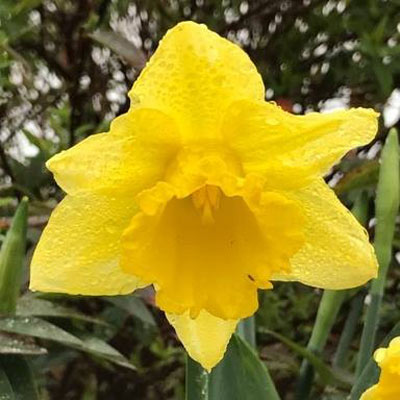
(30, 21), (378, 370)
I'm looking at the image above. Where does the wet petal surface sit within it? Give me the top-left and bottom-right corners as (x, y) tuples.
(30, 192), (142, 295)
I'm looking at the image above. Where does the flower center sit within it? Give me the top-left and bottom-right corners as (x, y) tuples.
(191, 185), (222, 224)
(122, 178), (305, 319)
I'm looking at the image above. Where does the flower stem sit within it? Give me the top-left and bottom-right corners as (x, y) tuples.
(333, 289), (365, 369)
(295, 191), (370, 399)
(295, 289), (346, 399)
(356, 129), (399, 377)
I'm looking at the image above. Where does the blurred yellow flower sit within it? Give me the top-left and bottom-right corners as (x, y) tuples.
(30, 21), (379, 370)
(360, 337), (400, 400)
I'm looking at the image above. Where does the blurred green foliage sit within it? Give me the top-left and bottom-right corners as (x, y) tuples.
(0, 0), (400, 399)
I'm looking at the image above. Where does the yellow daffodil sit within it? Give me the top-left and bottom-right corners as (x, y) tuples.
(30, 21), (379, 370)
(360, 337), (400, 400)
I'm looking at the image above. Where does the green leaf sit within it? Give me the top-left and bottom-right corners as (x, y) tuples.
(0, 316), (135, 370)
(0, 332), (47, 355)
(73, 334), (136, 371)
(208, 334), (281, 400)
(186, 356), (209, 400)
(0, 198), (28, 315)
(17, 295), (107, 325)
(185, 334), (280, 400)
(0, 316), (83, 347)
(259, 328), (352, 389)
(374, 129), (400, 277)
(0, 356), (39, 400)
(104, 295), (156, 326)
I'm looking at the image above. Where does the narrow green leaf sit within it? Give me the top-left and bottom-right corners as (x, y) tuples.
(0, 356), (39, 400)
(374, 129), (400, 275)
(17, 295), (107, 325)
(0, 332), (47, 355)
(73, 334), (135, 371)
(104, 295), (156, 326)
(260, 328), (352, 389)
(0, 316), (83, 347)
(0, 198), (28, 315)
(208, 334), (281, 400)
(0, 316), (135, 370)
(356, 129), (400, 377)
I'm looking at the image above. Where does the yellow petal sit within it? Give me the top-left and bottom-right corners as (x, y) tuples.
(30, 192), (142, 295)
(360, 386), (376, 400)
(272, 179), (378, 289)
(360, 337), (400, 400)
(121, 182), (303, 320)
(47, 108), (180, 195)
(223, 100), (378, 187)
(166, 310), (238, 371)
(130, 21), (264, 140)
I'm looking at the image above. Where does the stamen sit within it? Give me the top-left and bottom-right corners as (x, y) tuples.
(191, 185), (222, 224)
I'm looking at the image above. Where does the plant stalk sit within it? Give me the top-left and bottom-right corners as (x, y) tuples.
(295, 190), (370, 399)
(356, 129), (399, 377)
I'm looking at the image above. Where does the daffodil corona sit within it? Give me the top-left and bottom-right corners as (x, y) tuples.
(360, 337), (400, 400)
(30, 21), (379, 370)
